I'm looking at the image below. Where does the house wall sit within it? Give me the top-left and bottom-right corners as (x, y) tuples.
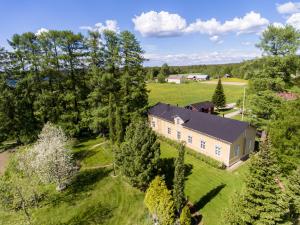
(149, 115), (256, 167)
(167, 78), (181, 84)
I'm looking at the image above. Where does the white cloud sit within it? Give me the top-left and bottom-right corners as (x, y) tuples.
(209, 35), (223, 44)
(80, 20), (119, 33)
(185, 11), (269, 35)
(144, 50), (261, 66)
(133, 11), (269, 38)
(36, 28), (49, 36)
(276, 2), (300, 14)
(132, 11), (187, 37)
(286, 12), (300, 29)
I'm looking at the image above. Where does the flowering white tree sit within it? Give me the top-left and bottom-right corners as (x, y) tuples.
(29, 122), (76, 191)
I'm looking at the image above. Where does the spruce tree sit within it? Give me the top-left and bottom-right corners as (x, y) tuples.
(173, 142), (186, 213)
(224, 139), (291, 224)
(117, 118), (160, 190)
(144, 176), (175, 225)
(212, 78), (226, 110)
(180, 205), (192, 225)
(287, 167), (300, 223)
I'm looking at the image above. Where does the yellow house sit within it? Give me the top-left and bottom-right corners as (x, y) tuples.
(148, 103), (256, 167)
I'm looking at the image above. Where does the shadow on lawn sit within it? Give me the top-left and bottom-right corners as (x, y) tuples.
(159, 158), (193, 190)
(73, 148), (98, 162)
(60, 202), (113, 225)
(49, 168), (111, 206)
(192, 183), (226, 213)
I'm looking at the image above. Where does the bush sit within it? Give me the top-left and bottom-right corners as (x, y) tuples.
(158, 136), (226, 169)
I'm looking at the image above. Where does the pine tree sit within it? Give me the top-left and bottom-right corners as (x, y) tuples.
(212, 78), (226, 110)
(173, 142), (186, 213)
(117, 118), (160, 190)
(144, 176), (175, 225)
(180, 205), (192, 225)
(224, 139), (291, 224)
(115, 107), (124, 145)
(108, 93), (115, 143)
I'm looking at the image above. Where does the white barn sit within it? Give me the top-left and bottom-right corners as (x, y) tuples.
(186, 74), (210, 81)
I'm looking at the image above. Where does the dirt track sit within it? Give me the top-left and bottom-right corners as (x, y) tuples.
(202, 81), (247, 86)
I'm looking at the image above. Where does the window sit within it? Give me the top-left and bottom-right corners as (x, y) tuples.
(234, 145), (240, 157)
(177, 131), (181, 140)
(151, 121), (155, 128)
(188, 136), (192, 144)
(200, 140), (206, 149)
(167, 127), (171, 134)
(176, 118), (180, 124)
(215, 145), (221, 156)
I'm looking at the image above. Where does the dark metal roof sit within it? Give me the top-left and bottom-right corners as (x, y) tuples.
(188, 101), (214, 110)
(148, 103), (250, 143)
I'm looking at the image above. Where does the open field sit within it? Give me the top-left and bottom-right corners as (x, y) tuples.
(148, 82), (245, 106)
(0, 137), (248, 225)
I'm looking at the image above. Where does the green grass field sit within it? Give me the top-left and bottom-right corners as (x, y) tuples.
(148, 82), (245, 106)
(0, 137), (247, 225)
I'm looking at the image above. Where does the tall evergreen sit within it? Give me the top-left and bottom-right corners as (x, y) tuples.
(173, 142), (186, 213)
(287, 167), (300, 223)
(212, 78), (226, 109)
(180, 205), (192, 225)
(224, 139), (291, 224)
(117, 118), (160, 190)
(108, 93), (115, 143)
(115, 107), (124, 145)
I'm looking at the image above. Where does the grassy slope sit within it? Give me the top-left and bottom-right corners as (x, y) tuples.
(161, 142), (248, 225)
(148, 82), (245, 106)
(0, 137), (150, 225)
(0, 137), (247, 225)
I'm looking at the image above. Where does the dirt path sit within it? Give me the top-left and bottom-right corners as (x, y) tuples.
(202, 81), (247, 86)
(89, 141), (108, 150)
(224, 110), (241, 118)
(0, 151), (10, 175)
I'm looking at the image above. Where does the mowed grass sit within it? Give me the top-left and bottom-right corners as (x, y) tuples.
(160, 141), (248, 225)
(0, 137), (150, 225)
(148, 82), (245, 106)
(209, 78), (248, 83)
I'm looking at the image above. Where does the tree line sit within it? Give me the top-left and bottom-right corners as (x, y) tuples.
(0, 29), (148, 143)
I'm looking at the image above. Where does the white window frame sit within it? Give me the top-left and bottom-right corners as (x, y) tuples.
(176, 118), (180, 124)
(167, 127), (171, 134)
(200, 140), (206, 149)
(215, 145), (221, 156)
(177, 131), (181, 140)
(151, 121), (155, 128)
(188, 135), (192, 144)
(234, 145), (240, 157)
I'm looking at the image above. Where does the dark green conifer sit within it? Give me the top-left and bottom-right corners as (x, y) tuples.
(212, 78), (226, 109)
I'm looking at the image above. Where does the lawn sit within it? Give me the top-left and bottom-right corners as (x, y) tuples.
(148, 82), (245, 106)
(0, 137), (150, 225)
(161, 141), (248, 225)
(0, 137), (248, 225)
(209, 78), (248, 83)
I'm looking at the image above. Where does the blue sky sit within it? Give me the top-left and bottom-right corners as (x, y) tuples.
(1, 0), (300, 66)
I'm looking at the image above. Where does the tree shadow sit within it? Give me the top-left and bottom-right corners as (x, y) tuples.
(48, 168), (111, 206)
(158, 158), (193, 190)
(73, 148), (98, 162)
(69, 168), (111, 194)
(60, 202), (113, 225)
(192, 183), (226, 213)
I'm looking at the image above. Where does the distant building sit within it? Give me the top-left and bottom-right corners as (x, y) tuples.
(185, 101), (214, 114)
(224, 74), (232, 78)
(166, 75), (184, 84)
(186, 74), (210, 81)
(148, 103), (256, 167)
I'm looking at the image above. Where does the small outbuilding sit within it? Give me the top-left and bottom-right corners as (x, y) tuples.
(185, 101), (214, 114)
(224, 74), (232, 78)
(166, 75), (184, 84)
